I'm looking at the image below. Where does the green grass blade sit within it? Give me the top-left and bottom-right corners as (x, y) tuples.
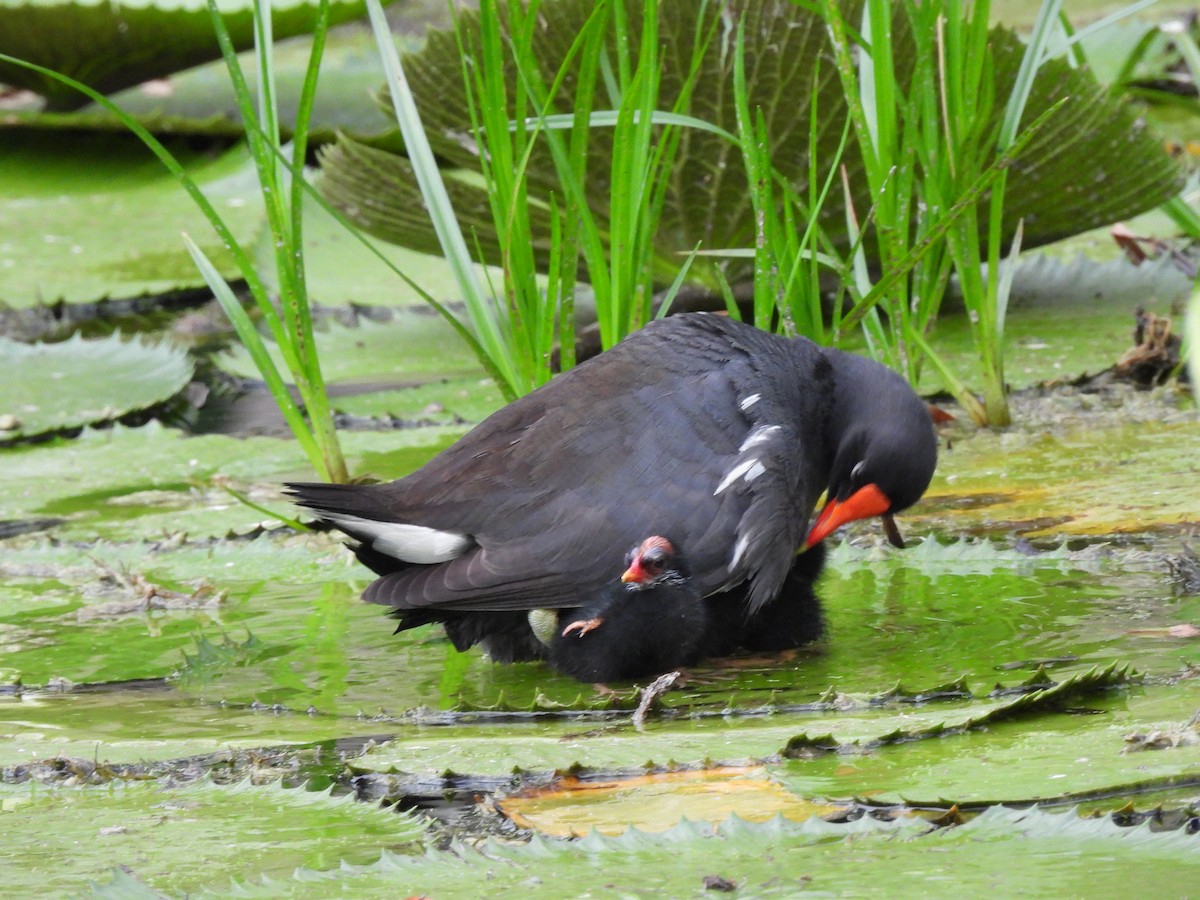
(507, 109), (738, 144)
(289, 0), (330, 299)
(183, 235), (324, 475)
(841, 100), (1064, 331)
(1064, 0), (1161, 56)
(364, 0), (519, 398)
(906, 326), (989, 425)
(999, 0), (1062, 148)
(993, 218), (1023, 348)
(658, 243), (703, 320)
(1162, 194), (1200, 238)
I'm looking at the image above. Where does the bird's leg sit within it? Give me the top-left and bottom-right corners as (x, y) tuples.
(562, 616), (604, 638)
(882, 512), (906, 549)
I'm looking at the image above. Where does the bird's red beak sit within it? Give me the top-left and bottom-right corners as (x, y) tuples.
(805, 483), (891, 547)
(621, 558), (648, 584)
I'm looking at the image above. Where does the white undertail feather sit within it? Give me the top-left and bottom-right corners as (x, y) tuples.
(322, 514), (470, 563)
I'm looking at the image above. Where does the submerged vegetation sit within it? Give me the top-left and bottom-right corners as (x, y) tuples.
(0, 0), (1198, 894)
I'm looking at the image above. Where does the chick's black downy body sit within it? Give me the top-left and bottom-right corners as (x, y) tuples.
(545, 536), (707, 683)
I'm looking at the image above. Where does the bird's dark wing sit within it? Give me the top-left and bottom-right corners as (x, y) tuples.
(292, 314), (827, 613)
(721, 334), (834, 610)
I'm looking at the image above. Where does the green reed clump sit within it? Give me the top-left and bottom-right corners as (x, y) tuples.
(366, 0), (721, 396)
(819, 0), (1065, 426)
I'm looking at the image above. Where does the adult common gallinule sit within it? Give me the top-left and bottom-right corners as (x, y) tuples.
(288, 313), (936, 659)
(540, 535), (707, 682)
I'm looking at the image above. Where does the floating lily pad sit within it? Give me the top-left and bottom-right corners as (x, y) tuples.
(341, 679), (1200, 841)
(0, 778), (422, 897)
(0, 421), (463, 542)
(779, 680), (1200, 808)
(914, 413), (1200, 539)
(200, 807), (1200, 898)
(330, 375), (506, 426)
(2, 22), (400, 141)
(0, 134), (262, 306)
(0, 332), (193, 440)
(0, 682), (416, 768)
(906, 254), (1194, 394)
(214, 311), (486, 385)
(0, 0), (370, 111)
(344, 664), (1182, 780)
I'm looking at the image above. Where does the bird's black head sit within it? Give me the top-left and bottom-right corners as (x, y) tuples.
(807, 354), (938, 548)
(620, 535), (689, 590)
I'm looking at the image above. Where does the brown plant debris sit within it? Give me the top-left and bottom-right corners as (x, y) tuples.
(78, 557), (225, 620)
(703, 875), (739, 891)
(1113, 307), (1185, 387)
(1167, 544), (1200, 595)
(1123, 708), (1200, 752)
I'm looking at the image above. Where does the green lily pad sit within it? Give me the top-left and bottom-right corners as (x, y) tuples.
(0, 332), (193, 440)
(344, 678), (1200, 845)
(214, 311), (485, 386)
(344, 663), (1186, 779)
(1, 534), (359, 588)
(2, 22), (401, 141)
(916, 256), (1194, 394)
(0, 778), (423, 897)
(196, 807), (1200, 898)
(779, 680), (1200, 808)
(0, 134), (262, 306)
(0, 421), (463, 542)
(0, 0), (370, 111)
(330, 375), (506, 426)
(913, 413), (1200, 539)
(0, 682), (420, 768)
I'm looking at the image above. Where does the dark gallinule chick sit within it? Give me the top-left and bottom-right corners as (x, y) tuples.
(539, 535), (707, 683)
(287, 313), (936, 661)
(702, 541), (828, 657)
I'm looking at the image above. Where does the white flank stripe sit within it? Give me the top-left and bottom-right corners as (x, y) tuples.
(739, 393), (761, 411)
(324, 514), (470, 563)
(714, 458), (759, 495)
(729, 534), (751, 571)
(743, 460), (765, 482)
(739, 424), (780, 452)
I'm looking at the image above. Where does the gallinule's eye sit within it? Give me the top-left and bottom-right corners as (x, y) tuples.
(640, 548), (667, 572)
